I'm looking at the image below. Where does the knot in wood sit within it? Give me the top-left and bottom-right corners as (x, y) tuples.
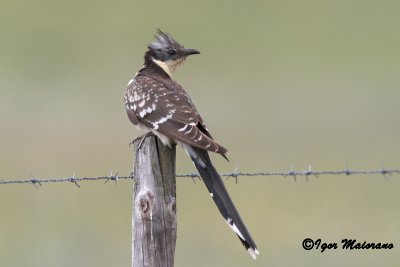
(137, 191), (154, 217)
(168, 196), (176, 215)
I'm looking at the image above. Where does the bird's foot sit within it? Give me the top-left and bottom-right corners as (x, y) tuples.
(129, 132), (156, 149)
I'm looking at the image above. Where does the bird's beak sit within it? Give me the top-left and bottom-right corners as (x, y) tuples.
(184, 48), (200, 56)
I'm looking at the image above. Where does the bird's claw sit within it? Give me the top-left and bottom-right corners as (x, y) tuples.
(129, 132), (156, 150)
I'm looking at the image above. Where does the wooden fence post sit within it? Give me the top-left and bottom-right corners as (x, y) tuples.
(132, 135), (177, 267)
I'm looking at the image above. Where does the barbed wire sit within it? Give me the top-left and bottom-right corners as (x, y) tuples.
(0, 167), (399, 187)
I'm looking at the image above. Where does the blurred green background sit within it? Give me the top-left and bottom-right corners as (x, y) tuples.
(1, 0), (399, 266)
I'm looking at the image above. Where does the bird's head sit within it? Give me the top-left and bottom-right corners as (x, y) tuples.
(145, 29), (200, 76)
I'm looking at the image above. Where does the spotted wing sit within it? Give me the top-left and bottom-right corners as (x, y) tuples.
(125, 75), (228, 156)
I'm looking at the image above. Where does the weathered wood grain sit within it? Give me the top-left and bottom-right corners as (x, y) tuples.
(132, 135), (177, 267)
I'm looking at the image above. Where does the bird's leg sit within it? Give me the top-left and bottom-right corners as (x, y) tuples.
(129, 132), (156, 149)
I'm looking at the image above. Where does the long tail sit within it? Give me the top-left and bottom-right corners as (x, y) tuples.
(183, 144), (259, 259)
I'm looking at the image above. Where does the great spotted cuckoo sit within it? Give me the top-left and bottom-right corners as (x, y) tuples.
(124, 30), (259, 259)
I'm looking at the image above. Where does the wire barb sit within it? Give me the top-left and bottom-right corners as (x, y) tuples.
(68, 171), (80, 188)
(225, 167), (239, 184)
(105, 169), (119, 184)
(288, 166), (297, 181)
(183, 170), (199, 184)
(29, 173), (42, 189)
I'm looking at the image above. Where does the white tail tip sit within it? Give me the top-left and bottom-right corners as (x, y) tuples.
(247, 248), (259, 260)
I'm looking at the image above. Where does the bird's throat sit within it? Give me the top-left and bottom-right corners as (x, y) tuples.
(151, 57), (184, 77)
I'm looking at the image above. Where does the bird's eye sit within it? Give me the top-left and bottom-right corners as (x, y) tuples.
(168, 49), (177, 56)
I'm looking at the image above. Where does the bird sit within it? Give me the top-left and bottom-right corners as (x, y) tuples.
(124, 29), (259, 259)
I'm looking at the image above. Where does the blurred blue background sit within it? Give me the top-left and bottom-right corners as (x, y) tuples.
(1, 0), (399, 266)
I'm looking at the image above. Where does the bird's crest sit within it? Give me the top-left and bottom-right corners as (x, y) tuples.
(148, 29), (183, 52)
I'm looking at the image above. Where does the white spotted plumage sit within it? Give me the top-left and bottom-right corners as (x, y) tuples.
(138, 99), (146, 108)
(177, 124), (188, 132)
(151, 109), (176, 130)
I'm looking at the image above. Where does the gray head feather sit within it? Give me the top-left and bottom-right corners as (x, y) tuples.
(149, 29), (183, 52)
